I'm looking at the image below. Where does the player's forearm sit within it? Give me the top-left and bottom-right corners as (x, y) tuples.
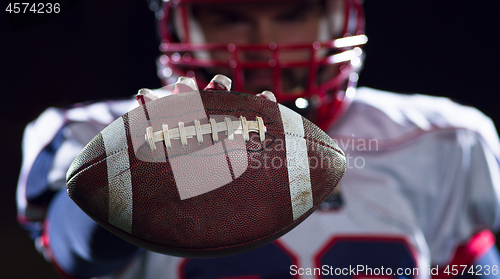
(44, 188), (142, 278)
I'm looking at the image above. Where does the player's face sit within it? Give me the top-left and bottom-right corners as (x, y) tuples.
(192, 0), (327, 94)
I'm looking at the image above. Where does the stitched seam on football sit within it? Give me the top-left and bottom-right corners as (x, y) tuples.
(67, 146), (128, 185)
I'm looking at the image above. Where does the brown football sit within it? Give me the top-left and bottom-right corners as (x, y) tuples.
(66, 90), (346, 258)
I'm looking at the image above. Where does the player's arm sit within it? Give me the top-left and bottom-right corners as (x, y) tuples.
(439, 118), (500, 279)
(17, 105), (142, 278)
(45, 187), (142, 278)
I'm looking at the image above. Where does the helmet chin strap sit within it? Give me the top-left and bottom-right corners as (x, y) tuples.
(318, 16), (330, 42)
(174, 4), (210, 60)
(326, 0), (345, 37)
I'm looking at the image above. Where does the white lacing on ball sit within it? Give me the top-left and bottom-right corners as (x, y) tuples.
(145, 116), (267, 150)
(146, 127), (155, 151)
(178, 122), (187, 146)
(257, 117), (265, 142)
(210, 118), (218, 142)
(225, 117), (234, 141)
(240, 116), (249, 142)
(162, 123), (171, 148)
(194, 119), (203, 143)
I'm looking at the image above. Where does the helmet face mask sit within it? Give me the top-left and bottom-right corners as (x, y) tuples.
(156, 0), (367, 130)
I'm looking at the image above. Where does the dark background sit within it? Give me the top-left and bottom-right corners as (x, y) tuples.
(1, 1), (499, 278)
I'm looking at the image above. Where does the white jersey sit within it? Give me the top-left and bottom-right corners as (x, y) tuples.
(17, 87), (500, 279)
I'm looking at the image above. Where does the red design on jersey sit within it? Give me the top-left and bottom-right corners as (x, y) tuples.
(434, 230), (495, 279)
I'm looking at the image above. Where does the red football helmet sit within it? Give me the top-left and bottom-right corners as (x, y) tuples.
(151, 0), (367, 130)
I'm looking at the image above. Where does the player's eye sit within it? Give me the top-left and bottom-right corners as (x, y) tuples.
(214, 15), (249, 27)
(276, 10), (307, 23)
(275, 3), (322, 25)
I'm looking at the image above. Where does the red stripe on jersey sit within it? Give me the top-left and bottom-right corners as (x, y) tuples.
(434, 230), (495, 279)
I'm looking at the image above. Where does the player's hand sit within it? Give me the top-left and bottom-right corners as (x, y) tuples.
(136, 74), (277, 105)
(256, 91), (277, 103)
(202, 74), (277, 103)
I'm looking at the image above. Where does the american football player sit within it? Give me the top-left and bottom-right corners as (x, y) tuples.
(17, 0), (500, 278)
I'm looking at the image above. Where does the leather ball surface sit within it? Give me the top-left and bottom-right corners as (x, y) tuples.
(66, 90), (346, 258)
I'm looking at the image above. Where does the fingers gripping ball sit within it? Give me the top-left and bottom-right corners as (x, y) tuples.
(66, 75), (346, 258)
